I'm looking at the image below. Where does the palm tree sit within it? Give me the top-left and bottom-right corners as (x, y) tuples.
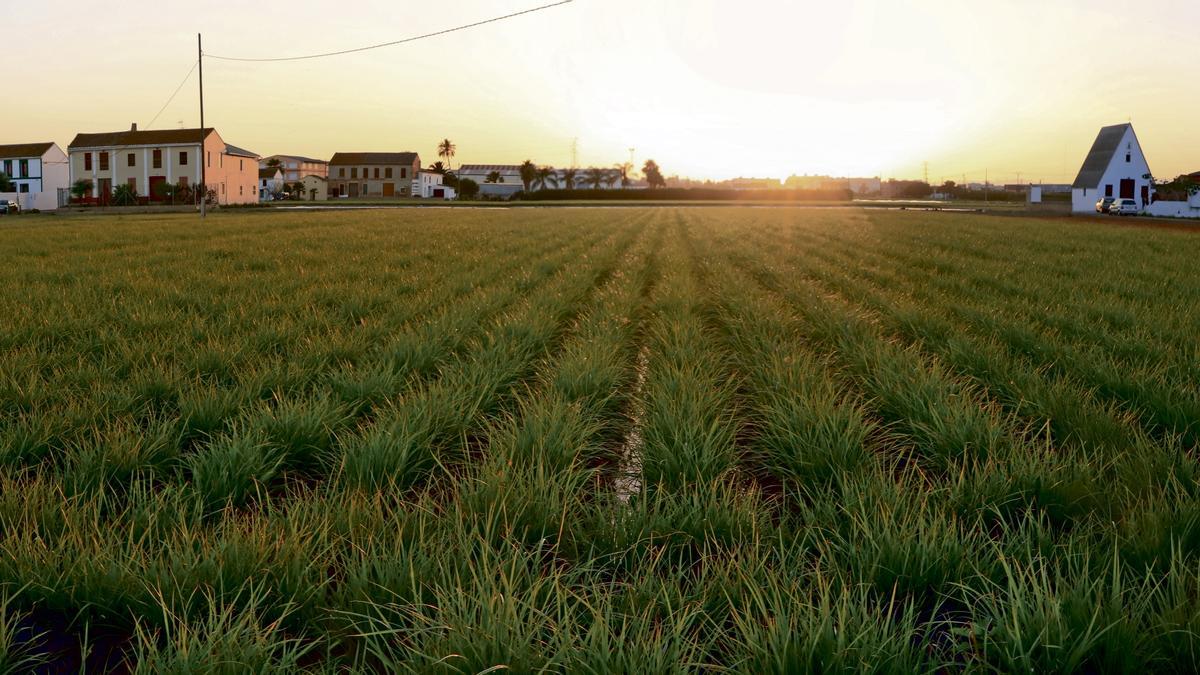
(534, 166), (558, 191)
(437, 139), (456, 171)
(602, 170), (619, 189)
(615, 162), (633, 189)
(485, 171), (502, 184)
(519, 160), (537, 192)
(266, 157), (282, 169)
(427, 161), (447, 174)
(586, 167), (605, 190)
(561, 168), (578, 190)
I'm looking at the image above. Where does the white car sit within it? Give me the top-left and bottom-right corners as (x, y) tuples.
(1109, 198), (1139, 216)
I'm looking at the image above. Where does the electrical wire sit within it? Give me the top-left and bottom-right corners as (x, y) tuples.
(146, 59), (199, 129)
(204, 0), (573, 63)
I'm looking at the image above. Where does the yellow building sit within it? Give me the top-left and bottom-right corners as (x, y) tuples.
(300, 174), (328, 201)
(328, 152), (421, 198)
(68, 124), (259, 205)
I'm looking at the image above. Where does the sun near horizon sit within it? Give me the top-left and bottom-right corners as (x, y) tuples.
(4, 0), (1198, 184)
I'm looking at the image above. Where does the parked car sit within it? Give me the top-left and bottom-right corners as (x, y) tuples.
(1095, 196), (1116, 213)
(0, 200), (18, 215)
(1109, 198), (1139, 216)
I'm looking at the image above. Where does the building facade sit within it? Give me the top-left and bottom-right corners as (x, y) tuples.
(328, 152), (421, 198)
(456, 164), (524, 198)
(260, 155), (329, 182)
(1071, 123), (1153, 213)
(299, 175), (328, 202)
(414, 171), (455, 199)
(259, 168), (283, 201)
(68, 125), (259, 205)
(0, 142), (69, 210)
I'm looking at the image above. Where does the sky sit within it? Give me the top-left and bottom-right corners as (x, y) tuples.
(4, 0), (1198, 183)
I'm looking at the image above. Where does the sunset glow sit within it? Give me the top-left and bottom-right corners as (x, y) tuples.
(5, 0), (1198, 182)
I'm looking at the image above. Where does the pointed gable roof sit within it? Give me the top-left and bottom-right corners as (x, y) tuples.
(1072, 124), (1133, 189)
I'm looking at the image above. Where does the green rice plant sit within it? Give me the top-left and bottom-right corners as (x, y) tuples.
(129, 585), (315, 675)
(186, 431), (285, 511)
(62, 415), (180, 494)
(725, 570), (941, 673)
(240, 395), (353, 473)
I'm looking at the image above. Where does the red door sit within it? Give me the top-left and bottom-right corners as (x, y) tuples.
(1120, 179), (1135, 199)
(1141, 185), (1150, 206)
(149, 176), (167, 201)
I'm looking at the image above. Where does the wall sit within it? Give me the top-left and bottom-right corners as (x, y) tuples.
(1146, 199), (1200, 219)
(0, 190), (58, 211)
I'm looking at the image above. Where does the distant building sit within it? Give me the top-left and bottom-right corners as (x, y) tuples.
(260, 154), (328, 182)
(456, 164), (524, 198)
(299, 175), (328, 202)
(68, 125), (259, 205)
(786, 174), (879, 194)
(328, 152), (421, 198)
(0, 142), (68, 210)
(414, 171), (455, 199)
(1071, 123), (1153, 213)
(259, 168), (283, 201)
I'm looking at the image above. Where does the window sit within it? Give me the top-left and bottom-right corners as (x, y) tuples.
(339, 168), (345, 178)
(1126, 153), (1131, 163)
(374, 167), (380, 179)
(385, 167), (393, 179)
(207, 152), (211, 167)
(400, 168), (407, 179)
(127, 153), (136, 167)
(2, 160), (10, 175)
(99, 152), (109, 171)
(19, 184), (29, 193)
(152, 149), (162, 169)
(180, 151), (188, 166)
(18, 160), (27, 177)
(1105, 184), (1113, 197)
(253, 186), (257, 195)
(351, 168), (358, 179)
(83, 153), (92, 171)
(221, 183), (225, 194)
(239, 159), (243, 171)
(239, 185), (243, 196)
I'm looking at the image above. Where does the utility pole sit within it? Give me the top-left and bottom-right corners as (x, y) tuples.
(198, 33), (206, 220)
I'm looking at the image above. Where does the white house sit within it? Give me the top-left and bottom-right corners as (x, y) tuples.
(413, 171), (455, 199)
(259, 168), (283, 201)
(0, 142), (69, 210)
(1071, 123), (1153, 213)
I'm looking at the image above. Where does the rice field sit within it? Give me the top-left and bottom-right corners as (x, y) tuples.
(2, 206), (1199, 672)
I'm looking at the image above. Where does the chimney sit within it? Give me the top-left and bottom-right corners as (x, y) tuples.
(130, 123), (138, 132)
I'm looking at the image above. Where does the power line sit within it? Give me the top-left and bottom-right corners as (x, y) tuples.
(204, 0), (574, 63)
(146, 59), (199, 129)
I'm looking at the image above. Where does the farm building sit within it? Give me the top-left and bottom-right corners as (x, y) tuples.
(328, 152), (422, 198)
(68, 125), (259, 205)
(0, 142), (69, 211)
(456, 164), (524, 198)
(1071, 123), (1153, 213)
(299, 175), (328, 201)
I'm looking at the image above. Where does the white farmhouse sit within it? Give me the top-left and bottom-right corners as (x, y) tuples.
(0, 142), (69, 211)
(413, 171), (455, 199)
(1071, 123), (1153, 213)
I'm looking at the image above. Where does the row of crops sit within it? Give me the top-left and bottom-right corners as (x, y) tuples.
(1, 207), (1199, 672)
